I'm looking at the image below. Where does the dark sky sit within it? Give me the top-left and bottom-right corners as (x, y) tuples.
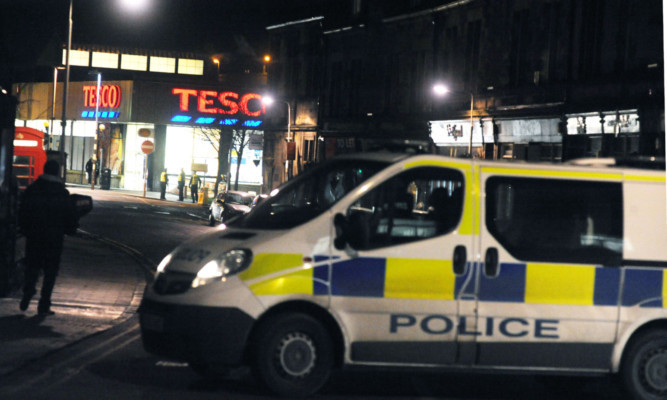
(2, 0), (330, 54)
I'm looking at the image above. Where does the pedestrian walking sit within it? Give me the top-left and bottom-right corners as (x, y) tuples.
(177, 168), (186, 201)
(18, 159), (79, 315)
(85, 157), (99, 184)
(189, 171), (202, 203)
(160, 168), (168, 200)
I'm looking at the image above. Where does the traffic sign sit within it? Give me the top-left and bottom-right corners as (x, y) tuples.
(141, 140), (154, 154)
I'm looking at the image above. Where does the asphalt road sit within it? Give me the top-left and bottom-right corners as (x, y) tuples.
(3, 187), (628, 400)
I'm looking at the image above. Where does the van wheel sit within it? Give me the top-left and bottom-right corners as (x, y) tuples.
(208, 214), (216, 226)
(621, 329), (667, 400)
(252, 313), (333, 398)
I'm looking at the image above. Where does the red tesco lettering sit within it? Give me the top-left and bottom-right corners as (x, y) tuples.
(83, 85), (121, 108)
(172, 88), (264, 117)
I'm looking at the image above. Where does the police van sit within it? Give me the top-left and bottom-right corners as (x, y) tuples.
(139, 153), (667, 399)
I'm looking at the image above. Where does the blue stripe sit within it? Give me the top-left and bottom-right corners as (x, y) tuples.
(331, 258), (385, 297)
(313, 264), (329, 295)
(593, 267), (621, 306)
(478, 263), (526, 303)
(622, 269), (663, 307)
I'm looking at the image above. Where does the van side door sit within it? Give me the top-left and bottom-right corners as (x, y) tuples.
(329, 162), (474, 366)
(475, 167), (623, 371)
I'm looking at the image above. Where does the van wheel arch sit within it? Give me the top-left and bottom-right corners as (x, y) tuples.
(245, 301), (345, 369)
(620, 321), (667, 400)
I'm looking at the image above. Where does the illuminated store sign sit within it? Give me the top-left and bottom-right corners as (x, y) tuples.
(80, 84), (122, 120)
(83, 84), (121, 108)
(170, 88), (264, 126)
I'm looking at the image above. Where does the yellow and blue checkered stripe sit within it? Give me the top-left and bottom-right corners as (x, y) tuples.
(244, 254), (667, 308)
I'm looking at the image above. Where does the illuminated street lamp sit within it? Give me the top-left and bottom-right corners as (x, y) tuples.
(263, 54), (271, 74)
(433, 83), (475, 157)
(212, 57), (220, 75)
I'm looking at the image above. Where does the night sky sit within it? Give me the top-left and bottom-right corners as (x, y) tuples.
(1, 0), (330, 56)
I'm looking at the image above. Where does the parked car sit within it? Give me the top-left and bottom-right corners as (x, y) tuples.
(208, 190), (254, 226)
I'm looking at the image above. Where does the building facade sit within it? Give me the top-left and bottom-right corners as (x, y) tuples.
(264, 0), (664, 176)
(12, 45), (269, 195)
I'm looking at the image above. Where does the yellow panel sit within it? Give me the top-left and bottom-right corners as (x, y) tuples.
(385, 258), (456, 300)
(663, 270), (667, 308)
(249, 268), (313, 296)
(483, 166), (622, 181)
(239, 253), (303, 281)
(525, 263), (595, 305)
(625, 174), (665, 183)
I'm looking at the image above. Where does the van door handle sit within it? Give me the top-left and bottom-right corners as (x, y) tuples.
(453, 245), (467, 275)
(484, 247), (499, 277)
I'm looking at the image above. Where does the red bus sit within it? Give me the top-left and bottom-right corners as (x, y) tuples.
(13, 127), (46, 190)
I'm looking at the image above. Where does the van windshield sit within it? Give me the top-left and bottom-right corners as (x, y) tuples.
(232, 159), (389, 230)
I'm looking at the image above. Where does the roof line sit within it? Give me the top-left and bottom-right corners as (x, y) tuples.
(382, 0), (475, 23)
(266, 16), (325, 31)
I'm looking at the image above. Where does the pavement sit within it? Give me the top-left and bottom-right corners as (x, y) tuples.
(0, 186), (175, 378)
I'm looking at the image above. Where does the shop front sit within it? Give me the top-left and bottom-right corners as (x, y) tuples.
(13, 80), (266, 196)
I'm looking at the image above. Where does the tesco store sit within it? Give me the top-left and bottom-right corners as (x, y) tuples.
(13, 80), (266, 193)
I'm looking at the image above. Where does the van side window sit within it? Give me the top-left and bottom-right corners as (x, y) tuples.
(486, 177), (623, 266)
(347, 167), (464, 249)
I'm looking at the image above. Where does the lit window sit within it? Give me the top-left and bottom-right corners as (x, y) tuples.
(121, 54), (148, 71)
(150, 56), (176, 73)
(92, 52), (119, 69)
(62, 50), (90, 66)
(178, 58), (204, 75)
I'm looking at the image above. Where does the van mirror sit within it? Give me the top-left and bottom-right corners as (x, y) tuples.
(346, 211), (370, 250)
(333, 213), (348, 250)
(334, 212), (369, 250)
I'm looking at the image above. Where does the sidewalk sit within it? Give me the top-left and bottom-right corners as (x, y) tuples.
(0, 232), (149, 377)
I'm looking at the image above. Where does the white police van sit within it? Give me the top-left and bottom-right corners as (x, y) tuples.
(139, 153), (667, 399)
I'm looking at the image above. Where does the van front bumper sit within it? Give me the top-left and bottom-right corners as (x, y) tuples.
(138, 298), (255, 367)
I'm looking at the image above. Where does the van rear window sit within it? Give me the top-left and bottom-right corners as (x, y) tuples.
(486, 177), (623, 266)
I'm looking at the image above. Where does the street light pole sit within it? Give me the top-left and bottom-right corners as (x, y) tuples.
(469, 92), (474, 157)
(90, 72), (102, 190)
(59, 0), (72, 174)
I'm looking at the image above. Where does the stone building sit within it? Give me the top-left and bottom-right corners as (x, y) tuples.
(264, 0), (664, 180)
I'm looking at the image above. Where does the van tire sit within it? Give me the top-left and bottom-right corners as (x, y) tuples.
(252, 312), (333, 398)
(621, 329), (667, 400)
(208, 214), (216, 226)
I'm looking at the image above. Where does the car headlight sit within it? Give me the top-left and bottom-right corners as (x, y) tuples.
(192, 249), (252, 288)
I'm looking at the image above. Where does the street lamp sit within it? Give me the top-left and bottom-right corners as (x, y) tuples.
(59, 0), (73, 170)
(433, 83), (475, 157)
(263, 54), (271, 74)
(212, 57), (220, 75)
(91, 72), (102, 190)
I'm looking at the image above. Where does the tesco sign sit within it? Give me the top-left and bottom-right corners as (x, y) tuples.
(172, 88), (265, 117)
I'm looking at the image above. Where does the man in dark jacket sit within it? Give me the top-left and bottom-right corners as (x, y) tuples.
(18, 160), (78, 315)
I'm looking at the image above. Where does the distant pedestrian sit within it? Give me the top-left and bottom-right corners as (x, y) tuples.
(177, 168), (186, 201)
(18, 160), (79, 315)
(85, 157), (99, 184)
(160, 169), (168, 200)
(189, 171), (202, 203)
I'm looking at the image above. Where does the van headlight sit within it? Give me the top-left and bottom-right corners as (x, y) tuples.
(192, 249), (252, 288)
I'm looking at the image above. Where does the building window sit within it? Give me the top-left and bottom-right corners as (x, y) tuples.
(150, 56), (176, 73)
(92, 52), (119, 69)
(121, 54), (147, 71)
(62, 49), (89, 67)
(178, 58), (204, 75)
(509, 9), (530, 86)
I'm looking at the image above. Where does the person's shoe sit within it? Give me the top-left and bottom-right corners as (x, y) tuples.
(19, 296), (31, 311)
(38, 309), (55, 316)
